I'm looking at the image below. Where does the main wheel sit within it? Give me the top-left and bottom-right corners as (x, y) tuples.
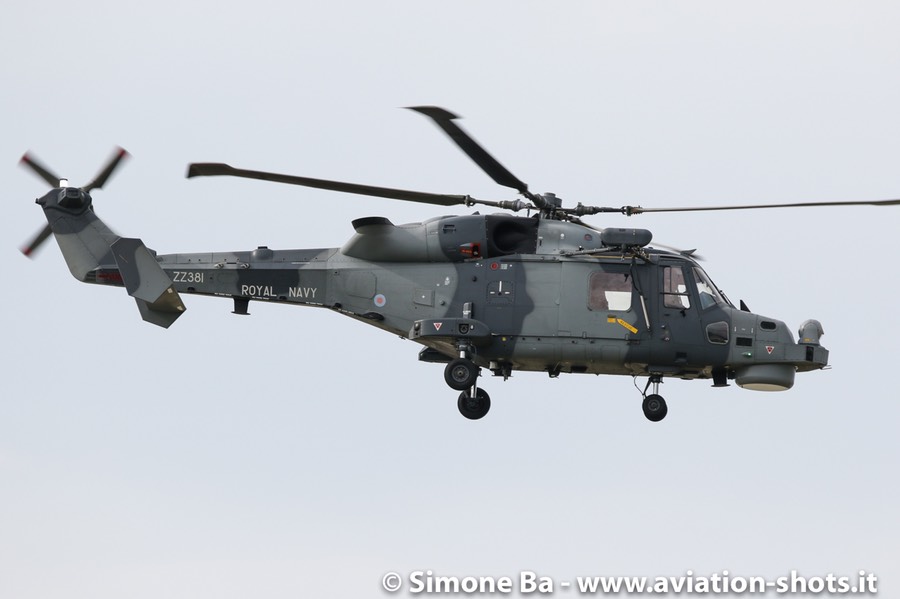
(444, 358), (479, 391)
(458, 388), (491, 420)
(642, 394), (668, 422)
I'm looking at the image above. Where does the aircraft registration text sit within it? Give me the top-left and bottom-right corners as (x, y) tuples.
(173, 271), (204, 283)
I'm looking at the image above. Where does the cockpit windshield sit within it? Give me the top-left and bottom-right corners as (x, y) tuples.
(693, 267), (730, 309)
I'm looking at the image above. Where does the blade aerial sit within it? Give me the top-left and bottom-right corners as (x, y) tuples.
(187, 162), (501, 208)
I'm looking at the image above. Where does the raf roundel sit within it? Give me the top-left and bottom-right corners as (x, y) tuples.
(373, 293), (387, 308)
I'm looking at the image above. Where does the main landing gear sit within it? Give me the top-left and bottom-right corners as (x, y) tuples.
(443, 350), (491, 420)
(641, 375), (668, 422)
(444, 358), (479, 391)
(458, 387), (491, 420)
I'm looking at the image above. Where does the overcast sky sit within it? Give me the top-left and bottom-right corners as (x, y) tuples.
(2, 2), (898, 598)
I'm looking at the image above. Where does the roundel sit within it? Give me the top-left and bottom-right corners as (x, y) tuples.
(374, 294), (387, 308)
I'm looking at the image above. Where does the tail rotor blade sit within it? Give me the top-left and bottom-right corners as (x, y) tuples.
(20, 147), (128, 259)
(20, 153), (62, 187)
(21, 224), (53, 257)
(83, 147), (129, 192)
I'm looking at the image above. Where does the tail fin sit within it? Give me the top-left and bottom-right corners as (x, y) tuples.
(34, 187), (186, 328)
(112, 237), (186, 328)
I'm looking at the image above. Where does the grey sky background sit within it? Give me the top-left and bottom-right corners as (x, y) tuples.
(2, 2), (898, 598)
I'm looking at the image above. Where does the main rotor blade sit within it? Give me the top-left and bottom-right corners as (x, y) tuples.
(186, 162), (472, 207)
(83, 147), (129, 192)
(407, 106), (535, 199)
(631, 198), (900, 214)
(21, 224), (52, 257)
(20, 153), (61, 187)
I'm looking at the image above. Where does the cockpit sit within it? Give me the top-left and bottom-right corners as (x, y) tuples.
(662, 260), (732, 311)
(693, 266), (730, 309)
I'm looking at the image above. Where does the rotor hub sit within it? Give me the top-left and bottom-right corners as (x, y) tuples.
(58, 187), (90, 209)
(540, 192), (562, 209)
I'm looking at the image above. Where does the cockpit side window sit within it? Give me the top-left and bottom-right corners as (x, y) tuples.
(663, 265), (691, 310)
(588, 271), (633, 311)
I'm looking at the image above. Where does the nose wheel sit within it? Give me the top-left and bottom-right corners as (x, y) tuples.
(641, 375), (668, 422)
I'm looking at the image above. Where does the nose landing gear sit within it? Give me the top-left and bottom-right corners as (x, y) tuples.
(641, 375), (668, 422)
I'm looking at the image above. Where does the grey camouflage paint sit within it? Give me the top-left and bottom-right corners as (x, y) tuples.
(35, 186), (829, 390)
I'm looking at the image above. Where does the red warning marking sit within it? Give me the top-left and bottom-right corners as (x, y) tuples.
(766, 345), (775, 354)
(433, 322), (443, 331)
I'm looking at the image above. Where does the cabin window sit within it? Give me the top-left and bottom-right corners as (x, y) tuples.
(663, 266), (691, 310)
(588, 271), (633, 311)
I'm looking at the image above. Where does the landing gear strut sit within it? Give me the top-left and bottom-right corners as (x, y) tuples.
(641, 375), (668, 422)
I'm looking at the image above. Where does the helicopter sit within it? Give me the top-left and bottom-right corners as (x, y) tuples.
(19, 107), (900, 421)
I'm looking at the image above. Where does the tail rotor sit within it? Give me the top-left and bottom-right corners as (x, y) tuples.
(19, 147), (129, 257)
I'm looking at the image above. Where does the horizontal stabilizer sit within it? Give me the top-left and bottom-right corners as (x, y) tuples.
(112, 237), (186, 328)
(134, 295), (184, 329)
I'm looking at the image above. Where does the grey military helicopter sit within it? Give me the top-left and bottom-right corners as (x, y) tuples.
(20, 107), (899, 421)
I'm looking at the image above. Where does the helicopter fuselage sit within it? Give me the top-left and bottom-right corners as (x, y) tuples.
(72, 210), (828, 392)
(23, 103), (858, 420)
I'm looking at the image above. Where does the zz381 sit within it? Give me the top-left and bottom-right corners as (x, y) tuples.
(172, 271), (204, 283)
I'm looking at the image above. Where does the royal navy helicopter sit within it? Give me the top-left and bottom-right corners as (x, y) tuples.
(19, 107), (899, 421)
